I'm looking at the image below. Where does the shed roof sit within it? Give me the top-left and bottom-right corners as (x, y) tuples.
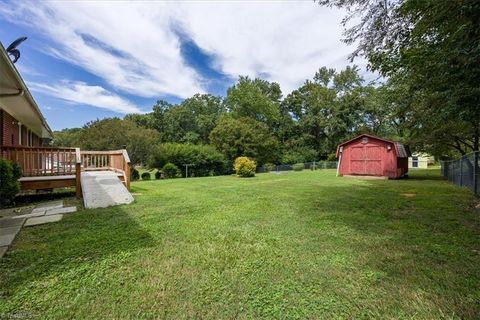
(336, 134), (411, 158)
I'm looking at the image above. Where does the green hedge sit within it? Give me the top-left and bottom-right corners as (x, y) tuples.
(150, 143), (226, 177)
(0, 159), (21, 207)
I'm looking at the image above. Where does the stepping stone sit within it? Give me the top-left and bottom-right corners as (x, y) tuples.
(0, 224), (23, 246)
(0, 217), (25, 228)
(45, 206), (77, 216)
(0, 246), (7, 258)
(34, 200), (64, 210)
(24, 214), (63, 227)
(31, 207), (47, 214)
(13, 210), (46, 219)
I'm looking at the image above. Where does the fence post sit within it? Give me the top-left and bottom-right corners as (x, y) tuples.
(474, 152), (478, 195)
(460, 157), (463, 186)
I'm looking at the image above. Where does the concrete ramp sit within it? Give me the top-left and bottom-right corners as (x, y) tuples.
(81, 171), (134, 209)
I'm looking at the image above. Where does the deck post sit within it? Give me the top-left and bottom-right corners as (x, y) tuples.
(122, 149), (131, 191)
(75, 148), (82, 198)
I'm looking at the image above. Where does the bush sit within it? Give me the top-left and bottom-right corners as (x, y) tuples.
(141, 172), (151, 180)
(150, 143), (225, 177)
(292, 163), (304, 171)
(0, 159), (21, 207)
(131, 168), (140, 181)
(281, 147), (316, 164)
(264, 163), (275, 172)
(154, 170), (162, 180)
(327, 152), (337, 161)
(234, 157), (256, 177)
(162, 163), (181, 179)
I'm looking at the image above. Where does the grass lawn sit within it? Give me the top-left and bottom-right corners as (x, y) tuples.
(1, 169), (479, 319)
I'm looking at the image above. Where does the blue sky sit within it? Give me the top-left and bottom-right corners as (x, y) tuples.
(0, 1), (368, 131)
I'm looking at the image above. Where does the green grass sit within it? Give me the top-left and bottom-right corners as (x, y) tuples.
(1, 169), (479, 319)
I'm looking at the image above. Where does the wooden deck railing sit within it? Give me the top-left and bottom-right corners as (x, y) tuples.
(0, 146), (78, 176)
(81, 150), (131, 190)
(0, 146), (131, 194)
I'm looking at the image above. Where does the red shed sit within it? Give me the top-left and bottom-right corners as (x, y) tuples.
(336, 134), (410, 178)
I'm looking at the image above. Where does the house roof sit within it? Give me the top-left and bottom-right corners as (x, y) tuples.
(336, 134), (411, 158)
(0, 41), (53, 139)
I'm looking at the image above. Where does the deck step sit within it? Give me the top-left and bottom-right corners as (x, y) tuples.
(81, 171), (134, 209)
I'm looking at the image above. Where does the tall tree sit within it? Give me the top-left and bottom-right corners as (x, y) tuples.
(209, 116), (279, 165)
(282, 66), (365, 158)
(318, 0), (480, 154)
(226, 76), (282, 129)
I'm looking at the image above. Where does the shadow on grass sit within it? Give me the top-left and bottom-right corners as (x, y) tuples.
(406, 168), (444, 180)
(0, 205), (155, 298)
(294, 176), (479, 318)
(9, 189), (77, 208)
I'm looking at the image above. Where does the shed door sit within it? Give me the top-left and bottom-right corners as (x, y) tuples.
(365, 146), (382, 175)
(349, 145), (383, 175)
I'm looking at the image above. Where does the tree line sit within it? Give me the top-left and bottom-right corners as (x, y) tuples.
(53, 66), (411, 176)
(54, 0), (479, 175)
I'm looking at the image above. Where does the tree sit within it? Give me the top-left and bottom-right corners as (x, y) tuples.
(226, 76), (282, 129)
(52, 128), (82, 147)
(209, 116), (279, 165)
(318, 0), (480, 154)
(282, 66), (365, 158)
(77, 118), (159, 165)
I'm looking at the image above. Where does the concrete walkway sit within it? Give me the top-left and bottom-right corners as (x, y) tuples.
(0, 200), (77, 258)
(81, 171), (134, 209)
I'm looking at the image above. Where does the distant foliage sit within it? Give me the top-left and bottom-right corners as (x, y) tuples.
(292, 163), (304, 171)
(264, 163), (275, 172)
(0, 159), (21, 207)
(326, 152), (337, 161)
(162, 163), (181, 179)
(209, 116), (279, 165)
(53, 118), (159, 166)
(141, 172), (151, 180)
(131, 168), (140, 181)
(234, 157), (256, 178)
(150, 143), (225, 177)
(154, 170), (162, 180)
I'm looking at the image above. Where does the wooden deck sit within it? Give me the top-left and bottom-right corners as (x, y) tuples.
(0, 146), (131, 198)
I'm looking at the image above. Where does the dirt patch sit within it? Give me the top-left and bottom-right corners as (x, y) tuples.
(401, 193), (416, 197)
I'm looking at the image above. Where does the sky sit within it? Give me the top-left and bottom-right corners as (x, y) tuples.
(0, 1), (371, 131)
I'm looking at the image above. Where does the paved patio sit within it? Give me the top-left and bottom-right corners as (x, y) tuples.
(0, 200), (77, 258)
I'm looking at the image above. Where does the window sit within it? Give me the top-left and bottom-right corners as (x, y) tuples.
(362, 137), (369, 144)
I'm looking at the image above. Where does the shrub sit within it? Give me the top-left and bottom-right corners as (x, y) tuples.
(141, 172), (151, 180)
(292, 163), (304, 171)
(234, 157), (256, 177)
(150, 143), (225, 177)
(154, 170), (162, 180)
(0, 159), (21, 207)
(131, 168), (140, 181)
(327, 152), (337, 161)
(162, 163), (181, 179)
(281, 147), (316, 164)
(264, 163), (275, 172)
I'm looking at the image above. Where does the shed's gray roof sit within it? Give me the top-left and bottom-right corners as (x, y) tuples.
(395, 143), (411, 158)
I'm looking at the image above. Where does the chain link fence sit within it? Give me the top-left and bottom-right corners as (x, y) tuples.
(441, 151), (479, 194)
(257, 161), (338, 173)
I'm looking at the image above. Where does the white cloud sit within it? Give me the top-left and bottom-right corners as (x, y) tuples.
(0, 2), (204, 98)
(29, 81), (142, 114)
(176, 2), (359, 93)
(0, 1), (367, 98)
